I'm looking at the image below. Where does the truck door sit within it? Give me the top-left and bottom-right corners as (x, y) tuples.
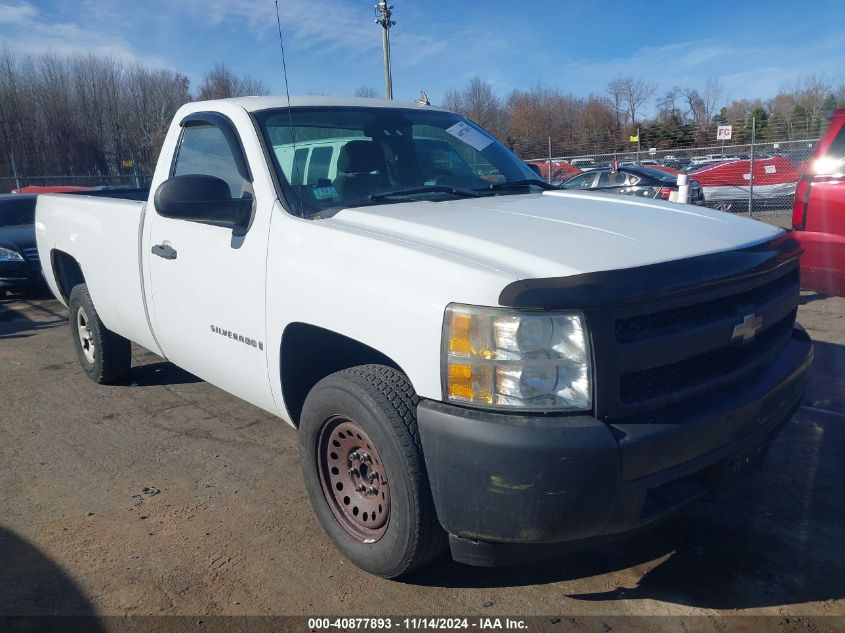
(145, 112), (276, 413)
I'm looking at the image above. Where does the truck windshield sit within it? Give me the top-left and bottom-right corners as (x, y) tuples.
(254, 106), (540, 217)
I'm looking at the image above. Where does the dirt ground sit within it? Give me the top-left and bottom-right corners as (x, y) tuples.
(1, 283), (844, 631)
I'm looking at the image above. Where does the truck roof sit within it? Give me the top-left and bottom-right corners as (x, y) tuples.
(196, 95), (448, 113)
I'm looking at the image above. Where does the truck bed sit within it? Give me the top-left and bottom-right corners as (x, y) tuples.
(35, 193), (161, 356)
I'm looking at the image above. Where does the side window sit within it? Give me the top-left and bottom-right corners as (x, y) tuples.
(596, 172), (630, 188)
(173, 123), (247, 197)
(563, 173), (597, 189)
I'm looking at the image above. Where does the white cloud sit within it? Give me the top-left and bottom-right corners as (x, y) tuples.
(174, 0), (380, 55)
(543, 35), (845, 111)
(0, 2), (36, 24)
(170, 0), (510, 68)
(0, 2), (171, 68)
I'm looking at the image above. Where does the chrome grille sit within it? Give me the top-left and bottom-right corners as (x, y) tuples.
(592, 262), (800, 420)
(619, 310), (796, 403)
(615, 269), (798, 342)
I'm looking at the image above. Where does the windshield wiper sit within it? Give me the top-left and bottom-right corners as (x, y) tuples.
(475, 179), (557, 191)
(369, 185), (481, 201)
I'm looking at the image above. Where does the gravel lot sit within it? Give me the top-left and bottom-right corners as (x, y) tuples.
(1, 284), (843, 631)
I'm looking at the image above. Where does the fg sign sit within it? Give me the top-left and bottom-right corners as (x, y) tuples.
(716, 125), (733, 141)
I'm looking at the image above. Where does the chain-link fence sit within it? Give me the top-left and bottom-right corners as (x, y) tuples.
(0, 129), (821, 216)
(527, 138), (817, 214)
(0, 174), (152, 194)
(511, 111), (830, 215)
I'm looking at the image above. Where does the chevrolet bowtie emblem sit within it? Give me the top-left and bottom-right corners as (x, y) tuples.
(732, 312), (763, 343)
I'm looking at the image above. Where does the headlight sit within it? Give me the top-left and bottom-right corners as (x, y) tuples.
(0, 246), (24, 261)
(442, 304), (592, 412)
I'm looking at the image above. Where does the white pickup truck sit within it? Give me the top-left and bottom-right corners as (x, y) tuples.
(37, 96), (812, 577)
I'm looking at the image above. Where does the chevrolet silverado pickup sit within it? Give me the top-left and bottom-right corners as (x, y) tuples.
(36, 96), (813, 578)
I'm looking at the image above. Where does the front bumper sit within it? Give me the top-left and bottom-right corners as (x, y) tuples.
(417, 326), (813, 567)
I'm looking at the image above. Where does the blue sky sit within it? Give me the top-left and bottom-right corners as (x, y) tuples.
(0, 0), (843, 111)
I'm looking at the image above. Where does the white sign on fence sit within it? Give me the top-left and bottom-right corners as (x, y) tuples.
(716, 125), (733, 141)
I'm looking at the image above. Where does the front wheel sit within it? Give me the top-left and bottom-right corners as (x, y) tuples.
(68, 284), (131, 384)
(299, 364), (446, 578)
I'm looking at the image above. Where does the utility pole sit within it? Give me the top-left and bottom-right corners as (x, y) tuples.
(748, 115), (756, 217)
(636, 127), (641, 165)
(374, 1), (395, 100)
(130, 151), (140, 189)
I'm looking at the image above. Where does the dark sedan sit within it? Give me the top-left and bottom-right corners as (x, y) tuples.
(0, 194), (41, 299)
(557, 166), (705, 205)
(0, 188), (149, 299)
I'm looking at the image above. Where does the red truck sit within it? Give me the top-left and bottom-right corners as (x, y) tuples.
(793, 108), (845, 296)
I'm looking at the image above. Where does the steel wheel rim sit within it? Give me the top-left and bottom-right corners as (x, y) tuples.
(76, 306), (96, 365)
(317, 415), (390, 542)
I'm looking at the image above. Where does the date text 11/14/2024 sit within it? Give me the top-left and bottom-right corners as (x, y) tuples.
(307, 617), (529, 630)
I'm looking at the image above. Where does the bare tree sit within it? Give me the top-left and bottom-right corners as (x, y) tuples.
(608, 76), (656, 128)
(2, 42), (844, 186)
(197, 63), (269, 100)
(684, 78), (724, 131)
(701, 78), (725, 125)
(354, 84), (378, 98)
(0, 45), (194, 183)
(606, 78), (626, 130)
(656, 86), (683, 121)
(792, 74), (833, 133)
(441, 77), (503, 137)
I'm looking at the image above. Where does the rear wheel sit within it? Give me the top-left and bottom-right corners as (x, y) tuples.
(299, 364), (446, 578)
(68, 284), (131, 384)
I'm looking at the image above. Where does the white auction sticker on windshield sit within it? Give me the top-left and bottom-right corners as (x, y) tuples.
(445, 121), (493, 152)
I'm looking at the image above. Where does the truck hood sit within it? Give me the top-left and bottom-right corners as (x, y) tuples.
(326, 191), (783, 280)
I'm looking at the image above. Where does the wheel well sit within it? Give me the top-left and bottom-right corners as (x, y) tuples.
(281, 323), (404, 426)
(51, 250), (85, 303)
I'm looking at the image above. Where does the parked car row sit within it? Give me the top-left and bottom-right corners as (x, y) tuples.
(687, 156), (802, 211)
(558, 165), (705, 205)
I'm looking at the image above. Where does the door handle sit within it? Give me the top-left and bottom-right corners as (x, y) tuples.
(151, 244), (177, 260)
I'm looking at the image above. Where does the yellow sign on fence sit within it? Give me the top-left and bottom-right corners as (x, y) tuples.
(121, 159), (134, 169)
(629, 135), (639, 143)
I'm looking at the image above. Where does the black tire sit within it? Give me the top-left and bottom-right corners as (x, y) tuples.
(299, 364), (447, 578)
(68, 284), (131, 384)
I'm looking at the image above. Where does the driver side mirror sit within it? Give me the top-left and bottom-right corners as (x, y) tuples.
(154, 175), (252, 230)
